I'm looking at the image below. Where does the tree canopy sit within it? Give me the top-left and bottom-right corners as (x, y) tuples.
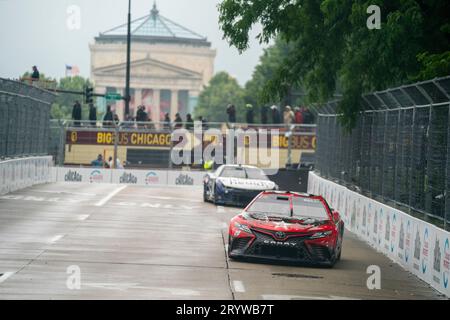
(218, 0), (450, 128)
(194, 71), (246, 122)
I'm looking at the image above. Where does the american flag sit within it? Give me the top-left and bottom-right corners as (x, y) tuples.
(65, 65), (80, 77)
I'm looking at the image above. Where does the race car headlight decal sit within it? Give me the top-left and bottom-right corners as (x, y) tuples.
(234, 222), (252, 235)
(310, 230), (332, 239)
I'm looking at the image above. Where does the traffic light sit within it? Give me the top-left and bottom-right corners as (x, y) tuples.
(85, 86), (94, 104)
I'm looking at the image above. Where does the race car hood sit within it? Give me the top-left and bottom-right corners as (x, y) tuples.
(245, 214), (332, 233)
(217, 177), (275, 191)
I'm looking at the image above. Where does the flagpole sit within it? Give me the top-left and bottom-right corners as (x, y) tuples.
(124, 0), (131, 118)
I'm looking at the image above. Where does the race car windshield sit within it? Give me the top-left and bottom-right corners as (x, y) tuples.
(220, 167), (247, 178)
(219, 167), (268, 180)
(247, 194), (290, 216)
(245, 168), (269, 180)
(292, 197), (329, 220)
(247, 194), (329, 221)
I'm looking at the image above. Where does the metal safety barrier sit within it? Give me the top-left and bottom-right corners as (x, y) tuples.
(0, 77), (55, 159)
(315, 76), (450, 229)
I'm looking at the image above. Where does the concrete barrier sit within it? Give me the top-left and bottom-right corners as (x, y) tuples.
(0, 156), (52, 195)
(308, 171), (450, 297)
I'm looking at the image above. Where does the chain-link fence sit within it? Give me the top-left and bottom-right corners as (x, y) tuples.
(0, 78), (55, 159)
(316, 76), (450, 229)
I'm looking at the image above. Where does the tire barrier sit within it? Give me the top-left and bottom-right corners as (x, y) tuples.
(308, 171), (450, 297)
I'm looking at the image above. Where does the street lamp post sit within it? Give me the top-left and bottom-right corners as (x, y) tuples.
(124, 0), (131, 117)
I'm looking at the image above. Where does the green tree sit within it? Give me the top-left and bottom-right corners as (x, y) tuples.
(52, 76), (92, 120)
(219, 0), (450, 129)
(194, 71), (246, 122)
(245, 37), (307, 109)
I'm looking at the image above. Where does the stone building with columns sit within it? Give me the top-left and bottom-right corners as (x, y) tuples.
(89, 4), (216, 121)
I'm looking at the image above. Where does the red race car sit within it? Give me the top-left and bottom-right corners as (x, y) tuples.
(228, 191), (344, 267)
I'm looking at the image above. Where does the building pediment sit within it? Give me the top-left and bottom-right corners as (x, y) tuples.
(93, 57), (202, 79)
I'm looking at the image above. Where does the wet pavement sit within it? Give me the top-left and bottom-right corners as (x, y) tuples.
(0, 183), (444, 299)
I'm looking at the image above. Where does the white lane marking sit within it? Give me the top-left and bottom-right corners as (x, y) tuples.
(50, 235), (63, 243)
(83, 283), (200, 295)
(261, 294), (359, 300)
(225, 244), (229, 253)
(95, 185), (127, 207)
(0, 272), (14, 284)
(233, 280), (246, 293)
(34, 190), (97, 196)
(78, 214), (90, 221)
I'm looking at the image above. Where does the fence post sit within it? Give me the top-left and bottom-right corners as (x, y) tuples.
(444, 114), (450, 231)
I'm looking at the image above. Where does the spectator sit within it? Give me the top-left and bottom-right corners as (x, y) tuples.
(108, 156), (124, 169)
(163, 113), (171, 131)
(103, 105), (114, 127)
(72, 100), (82, 127)
(31, 66), (40, 81)
(91, 154), (104, 167)
(302, 107), (315, 124)
(185, 113), (194, 130)
(174, 113), (183, 129)
(136, 105), (146, 125)
(202, 117), (209, 130)
(294, 107), (303, 124)
(270, 105), (281, 124)
(283, 106), (295, 125)
(261, 105), (269, 124)
(113, 114), (120, 126)
(88, 103), (97, 126)
(226, 104), (236, 123)
(245, 104), (254, 124)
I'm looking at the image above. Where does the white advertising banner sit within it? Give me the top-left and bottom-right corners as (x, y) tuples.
(53, 167), (205, 187)
(308, 171), (450, 297)
(0, 156), (52, 195)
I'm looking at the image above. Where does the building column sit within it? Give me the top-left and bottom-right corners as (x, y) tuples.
(188, 90), (200, 115)
(170, 89), (179, 121)
(134, 89), (142, 117)
(153, 89), (161, 123)
(115, 88), (125, 121)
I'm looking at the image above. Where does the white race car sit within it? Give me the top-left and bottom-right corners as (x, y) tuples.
(203, 164), (277, 206)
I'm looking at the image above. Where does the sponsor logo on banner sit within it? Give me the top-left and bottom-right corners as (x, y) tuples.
(405, 220), (412, 263)
(444, 238), (449, 289)
(175, 174), (194, 185)
(64, 170), (82, 182)
(384, 212), (391, 252)
(390, 213), (397, 253)
(89, 170), (104, 183)
(377, 208), (384, 247)
(398, 218), (405, 260)
(119, 172), (138, 184)
(372, 209), (378, 244)
(433, 235), (442, 285)
(422, 227), (429, 274)
(145, 171), (160, 184)
(413, 225), (421, 271)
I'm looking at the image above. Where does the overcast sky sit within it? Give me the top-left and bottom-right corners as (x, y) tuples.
(0, 0), (268, 85)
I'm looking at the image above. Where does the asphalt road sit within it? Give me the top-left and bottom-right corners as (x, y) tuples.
(0, 183), (444, 300)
